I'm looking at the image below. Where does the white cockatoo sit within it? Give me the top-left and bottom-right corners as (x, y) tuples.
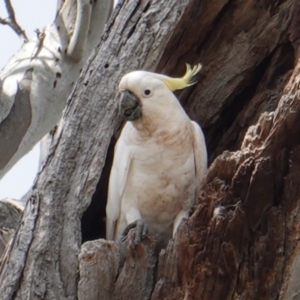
(106, 64), (207, 245)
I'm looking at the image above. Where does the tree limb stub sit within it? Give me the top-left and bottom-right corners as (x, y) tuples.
(79, 234), (157, 300)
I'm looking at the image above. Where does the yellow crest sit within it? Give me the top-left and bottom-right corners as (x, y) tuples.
(163, 63), (202, 92)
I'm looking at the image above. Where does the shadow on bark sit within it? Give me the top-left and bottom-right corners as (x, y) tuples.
(80, 0), (300, 299)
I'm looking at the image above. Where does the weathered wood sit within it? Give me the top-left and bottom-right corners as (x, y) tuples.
(0, 0), (195, 299)
(0, 200), (22, 230)
(78, 240), (120, 300)
(0, 199), (22, 258)
(79, 232), (156, 300)
(158, 0), (294, 161)
(79, 0), (300, 299)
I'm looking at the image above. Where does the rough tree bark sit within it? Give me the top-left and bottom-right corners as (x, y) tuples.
(0, 199), (22, 257)
(0, 0), (112, 259)
(1, 0), (300, 299)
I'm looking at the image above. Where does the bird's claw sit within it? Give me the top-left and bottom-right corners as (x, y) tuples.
(121, 219), (148, 246)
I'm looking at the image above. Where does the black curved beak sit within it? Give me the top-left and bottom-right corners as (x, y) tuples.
(120, 90), (142, 121)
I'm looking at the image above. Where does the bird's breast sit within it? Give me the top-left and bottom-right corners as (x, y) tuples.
(123, 151), (196, 228)
(121, 121), (197, 234)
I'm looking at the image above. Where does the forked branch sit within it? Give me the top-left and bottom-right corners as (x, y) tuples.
(0, 0), (28, 42)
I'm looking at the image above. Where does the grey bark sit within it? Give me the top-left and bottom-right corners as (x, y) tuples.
(0, 0), (112, 260)
(0, 200), (22, 259)
(1, 0), (300, 299)
(79, 233), (157, 300)
(0, 0), (191, 299)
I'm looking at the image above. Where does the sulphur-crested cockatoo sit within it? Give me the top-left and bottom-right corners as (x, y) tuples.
(106, 64), (207, 245)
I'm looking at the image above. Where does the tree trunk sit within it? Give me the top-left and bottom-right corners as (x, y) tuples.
(0, 0), (112, 179)
(1, 0), (300, 299)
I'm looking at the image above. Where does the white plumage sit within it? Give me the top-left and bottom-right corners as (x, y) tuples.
(106, 65), (207, 244)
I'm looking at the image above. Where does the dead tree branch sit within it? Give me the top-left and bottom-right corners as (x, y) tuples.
(0, 0), (28, 42)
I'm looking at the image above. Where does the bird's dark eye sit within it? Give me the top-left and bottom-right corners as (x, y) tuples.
(144, 89), (151, 96)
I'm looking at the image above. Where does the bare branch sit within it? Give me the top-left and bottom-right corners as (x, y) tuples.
(30, 28), (46, 60)
(0, 0), (28, 42)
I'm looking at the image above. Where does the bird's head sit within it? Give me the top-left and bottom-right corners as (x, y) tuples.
(118, 64), (202, 121)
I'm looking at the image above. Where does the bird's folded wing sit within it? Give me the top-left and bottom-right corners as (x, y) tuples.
(106, 135), (133, 240)
(191, 121), (208, 192)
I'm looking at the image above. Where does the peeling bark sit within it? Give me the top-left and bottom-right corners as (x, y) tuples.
(79, 232), (156, 300)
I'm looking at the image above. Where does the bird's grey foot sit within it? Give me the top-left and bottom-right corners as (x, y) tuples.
(121, 219), (148, 245)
